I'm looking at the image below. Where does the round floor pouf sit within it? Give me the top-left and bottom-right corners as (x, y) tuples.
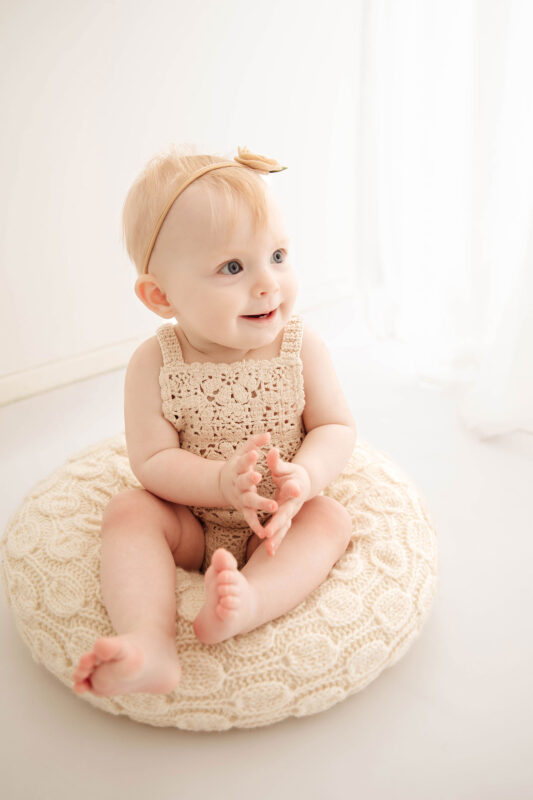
(0, 434), (438, 730)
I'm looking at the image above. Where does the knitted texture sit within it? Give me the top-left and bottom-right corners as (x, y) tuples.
(157, 314), (307, 572)
(0, 433), (438, 731)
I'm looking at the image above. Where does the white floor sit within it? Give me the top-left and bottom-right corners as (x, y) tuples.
(1, 309), (532, 800)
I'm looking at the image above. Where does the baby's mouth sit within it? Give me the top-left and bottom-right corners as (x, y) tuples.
(241, 307), (278, 321)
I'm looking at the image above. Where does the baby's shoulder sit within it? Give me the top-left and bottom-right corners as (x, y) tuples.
(299, 322), (325, 361)
(126, 335), (163, 381)
(299, 322), (338, 392)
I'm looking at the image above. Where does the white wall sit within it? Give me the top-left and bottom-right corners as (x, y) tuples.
(0, 0), (361, 404)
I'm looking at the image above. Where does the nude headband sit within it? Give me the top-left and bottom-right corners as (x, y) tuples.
(141, 146), (287, 275)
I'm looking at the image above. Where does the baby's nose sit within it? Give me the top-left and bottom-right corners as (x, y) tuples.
(253, 270), (279, 295)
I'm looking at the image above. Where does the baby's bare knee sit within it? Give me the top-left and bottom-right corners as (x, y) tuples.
(101, 488), (161, 531)
(310, 496), (353, 547)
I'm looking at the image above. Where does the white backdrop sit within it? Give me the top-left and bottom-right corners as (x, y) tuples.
(355, 0), (533, 437)
(0, 0), (359, 402)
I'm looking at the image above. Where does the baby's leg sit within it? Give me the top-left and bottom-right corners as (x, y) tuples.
(193, 496), (352, 645)
(72, 488), (205, 697)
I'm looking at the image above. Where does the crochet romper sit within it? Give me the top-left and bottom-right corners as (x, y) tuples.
(156, 314), (306, 573)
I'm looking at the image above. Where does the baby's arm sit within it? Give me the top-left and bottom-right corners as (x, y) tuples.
(124, 337), (228, 507)
(291, 324), (357, 494)
(261, 326), (357, 549)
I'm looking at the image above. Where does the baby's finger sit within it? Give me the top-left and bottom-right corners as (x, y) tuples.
(240, 432), (270, 457)
(235, 469), (261, 492)
(237, 449), (258, 475)
(240, 488), (277, 514)
(242, 508), (266, 538)
(255, 494), (278, 515)
(267, 521), (292, 556)
(277, 479), (301, 504)
(267, 448), (292, 475)
(262, 508), (289, 538)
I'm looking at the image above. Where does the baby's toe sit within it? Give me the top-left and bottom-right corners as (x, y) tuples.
(215, 602), (235, 620)
(74, 652), (97, 680)
(211, 548), (238, 572)
(73, 679), (92, 694)
(93, 636), (124, 662)
(219, 582), (238, 596)
(217, 571), (240, 596)
(219, 595), (239, 609)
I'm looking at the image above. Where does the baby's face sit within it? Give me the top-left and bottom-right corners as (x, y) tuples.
(142, 182), (298, 360)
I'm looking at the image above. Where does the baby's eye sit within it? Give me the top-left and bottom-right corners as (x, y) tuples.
(220, 260), (242, 275)
(272, 249), (285, 263)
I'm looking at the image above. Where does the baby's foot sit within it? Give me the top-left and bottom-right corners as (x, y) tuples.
(72, 630), (181, 697)
(193, 549), (259, 645)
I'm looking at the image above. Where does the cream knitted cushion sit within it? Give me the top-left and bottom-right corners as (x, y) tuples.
(0, 434), (438, 731)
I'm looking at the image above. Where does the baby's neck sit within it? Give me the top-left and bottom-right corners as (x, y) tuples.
(174, 323), (284, 365)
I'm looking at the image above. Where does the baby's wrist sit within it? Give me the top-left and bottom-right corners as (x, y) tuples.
(217, 461), (232, 509)
(299, 466), (313, 502)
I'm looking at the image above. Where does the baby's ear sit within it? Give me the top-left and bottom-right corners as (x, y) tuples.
(134, 275), (175, 319)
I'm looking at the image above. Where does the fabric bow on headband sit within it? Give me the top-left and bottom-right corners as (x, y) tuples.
(233, 146), (287, 173)
(141, 146), (287, 274)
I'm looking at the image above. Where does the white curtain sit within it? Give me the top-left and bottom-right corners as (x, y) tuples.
(356, 0), (533, 438)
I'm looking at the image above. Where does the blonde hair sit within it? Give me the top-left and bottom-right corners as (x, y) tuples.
(122, 145), (272, 275)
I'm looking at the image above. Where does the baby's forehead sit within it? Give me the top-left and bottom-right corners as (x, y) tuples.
(168, 181), (284, 239)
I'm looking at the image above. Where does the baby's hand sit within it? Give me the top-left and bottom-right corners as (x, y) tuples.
(260, 449), (311, 556)
(218, 432), (279, 536)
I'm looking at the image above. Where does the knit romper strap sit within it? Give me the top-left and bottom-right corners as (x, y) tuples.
(156, 324), (185, 368)
(279, 314), (304, 358)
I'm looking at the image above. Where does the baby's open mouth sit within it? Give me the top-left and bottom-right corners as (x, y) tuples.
(241, 308), (278, 321)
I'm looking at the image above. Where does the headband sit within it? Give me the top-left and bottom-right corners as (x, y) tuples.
(141, 146), (287, 275)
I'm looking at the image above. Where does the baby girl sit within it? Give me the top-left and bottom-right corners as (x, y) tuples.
(72, 145), (357, 697)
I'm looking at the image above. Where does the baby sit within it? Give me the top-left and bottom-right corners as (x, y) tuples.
(72, 145), (357, 698)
